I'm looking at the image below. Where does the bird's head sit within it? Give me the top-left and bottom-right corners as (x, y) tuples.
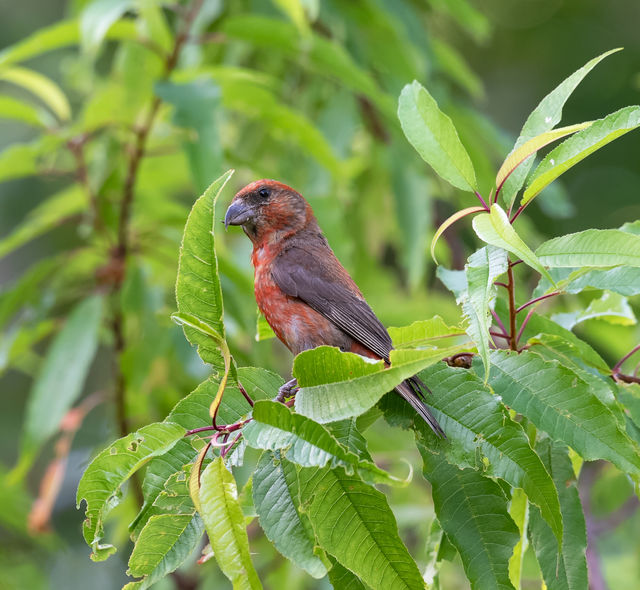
(225, 179), (314, 243)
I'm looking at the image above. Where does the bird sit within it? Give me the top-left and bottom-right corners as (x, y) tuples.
(224, 179), (445, 437)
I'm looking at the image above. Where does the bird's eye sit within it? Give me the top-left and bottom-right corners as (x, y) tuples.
(258, 187), (270, 198)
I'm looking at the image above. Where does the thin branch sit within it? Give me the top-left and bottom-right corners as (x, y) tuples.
(613, 343), (640, 373)
(507, 263), (517, 350)
(490, 308), (509, 339)
(516, 306), (537, 346)
(474, 191), (490, 211)
(516, 291), (560, 314)
(490, 330), (510, 341)
(510, 203), (526, 223)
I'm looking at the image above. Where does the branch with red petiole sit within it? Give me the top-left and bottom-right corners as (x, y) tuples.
(611, 344), (640, 385)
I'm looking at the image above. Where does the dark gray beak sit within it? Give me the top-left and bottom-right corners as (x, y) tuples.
(224, 200), (253, 229)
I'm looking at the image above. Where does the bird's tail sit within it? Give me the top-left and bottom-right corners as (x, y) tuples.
(394, 376), (446, 438)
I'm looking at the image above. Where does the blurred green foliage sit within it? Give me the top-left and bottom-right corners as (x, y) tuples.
(1, 1), (639, 589)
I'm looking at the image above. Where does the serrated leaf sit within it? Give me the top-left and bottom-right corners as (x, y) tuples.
(389, 316), (465, 348)
(197, 457), (262, 589)
(472, 204), (554, 284)
(527, 333), (625, 427)
(243, 401), (405, 486)
(461, 246), (508, 378)
(528, 439), (587, 590)
(419, 449), (519, 590)
(413, 363), (562, 546)
(536, 229), (640, 268)
(125, 514), (204, 590)
(132, 368), (279, 536)
(0, 67), (70, 121)
(76, 422), (186, 561)
(21, 295), (103, 464)
(523, 107), (640, 205)
(175, 169), (233, 372)
(499, 48), (621, 208)
(398, 80), (477, 191)
(489, 350), (640, 477)
(430, 206), (486, 263)
(299, 466), (425, 590)
(293, 345), (465, 423)
(496, 122), (591, 192)
(252, 451), (327, 578)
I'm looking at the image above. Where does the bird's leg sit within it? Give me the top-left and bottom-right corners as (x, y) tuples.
(275, 377), (299, 402)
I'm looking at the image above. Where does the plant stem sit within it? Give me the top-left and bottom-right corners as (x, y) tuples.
(507, 263), (517, 351)
(474, 191), (490, 211)
(490, 308), (509, 339)
(613, 343), (640, 373)
(510, 204), (526, 223)
(516, 291), (560, 314)
(515, 306), (537, 347)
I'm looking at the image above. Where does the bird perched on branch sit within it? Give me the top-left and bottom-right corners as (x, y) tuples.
(225, 179), (444, 437)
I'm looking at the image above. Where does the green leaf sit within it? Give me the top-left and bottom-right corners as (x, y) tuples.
(132, 368), (278, 536)
(461, 246), (508, 378)
(523, 106), (640, 205)
(293, 345), (465, 423)
(175, 169), (234, 372)
(0, 67), (70, 121)
(252, 451), (327, 578)
(0, 135), (66, 183)
(414, 363), (562, 545)
(499, 48), (621, 208)
(299, 466), (425, 590)
(80, 0), (133, 54)
(528, 439), (587, 590)
(197, 457), (262, 590)
(551, 291), (636, 330)
(536, 229), (640, 268)
(389, 316), (465, 348)
(256, 311), (276, 341)
(508, 488), (529, 590)
(527, 333), (625, 427)
(0, 94), (45, 126)
(0, 19), (138, 68)
(271, 0), (310, 35)
(21, 295), (103, 463)
(243, 400), (405, 486)
(327, 557), (368, 590)
(419, 449), (519, 590)
(398, 80), (477, 191)
(496, 122), (591, 193)
(0, 185), (85, 259)
(125, 514), (204, 590)
(561, 266), (640, 296)
(489, 350), (640, 477)
(76, 422), (186, 561)
(472, 204), (554, 284)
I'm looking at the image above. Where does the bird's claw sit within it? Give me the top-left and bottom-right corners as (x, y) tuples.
(275, 378), (299, 403)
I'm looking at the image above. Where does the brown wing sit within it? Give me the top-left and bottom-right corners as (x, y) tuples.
(271, 240), (393, 362)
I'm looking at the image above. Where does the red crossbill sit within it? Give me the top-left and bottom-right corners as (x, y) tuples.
(225, 179), (444, 437)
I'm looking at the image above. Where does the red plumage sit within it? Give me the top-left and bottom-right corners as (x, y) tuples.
(225, 179), (444, 437)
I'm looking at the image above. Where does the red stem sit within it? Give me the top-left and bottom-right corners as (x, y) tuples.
(507, 264), (517, 351)
(516, 306), (537, 347)
(474, 191), (491, 211)
(613, 343), (640, 373)
(516, 291), (560, 314)
(490, 308), (509, 339)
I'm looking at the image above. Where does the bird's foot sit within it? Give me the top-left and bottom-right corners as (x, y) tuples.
(275, 378), (299, 403)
